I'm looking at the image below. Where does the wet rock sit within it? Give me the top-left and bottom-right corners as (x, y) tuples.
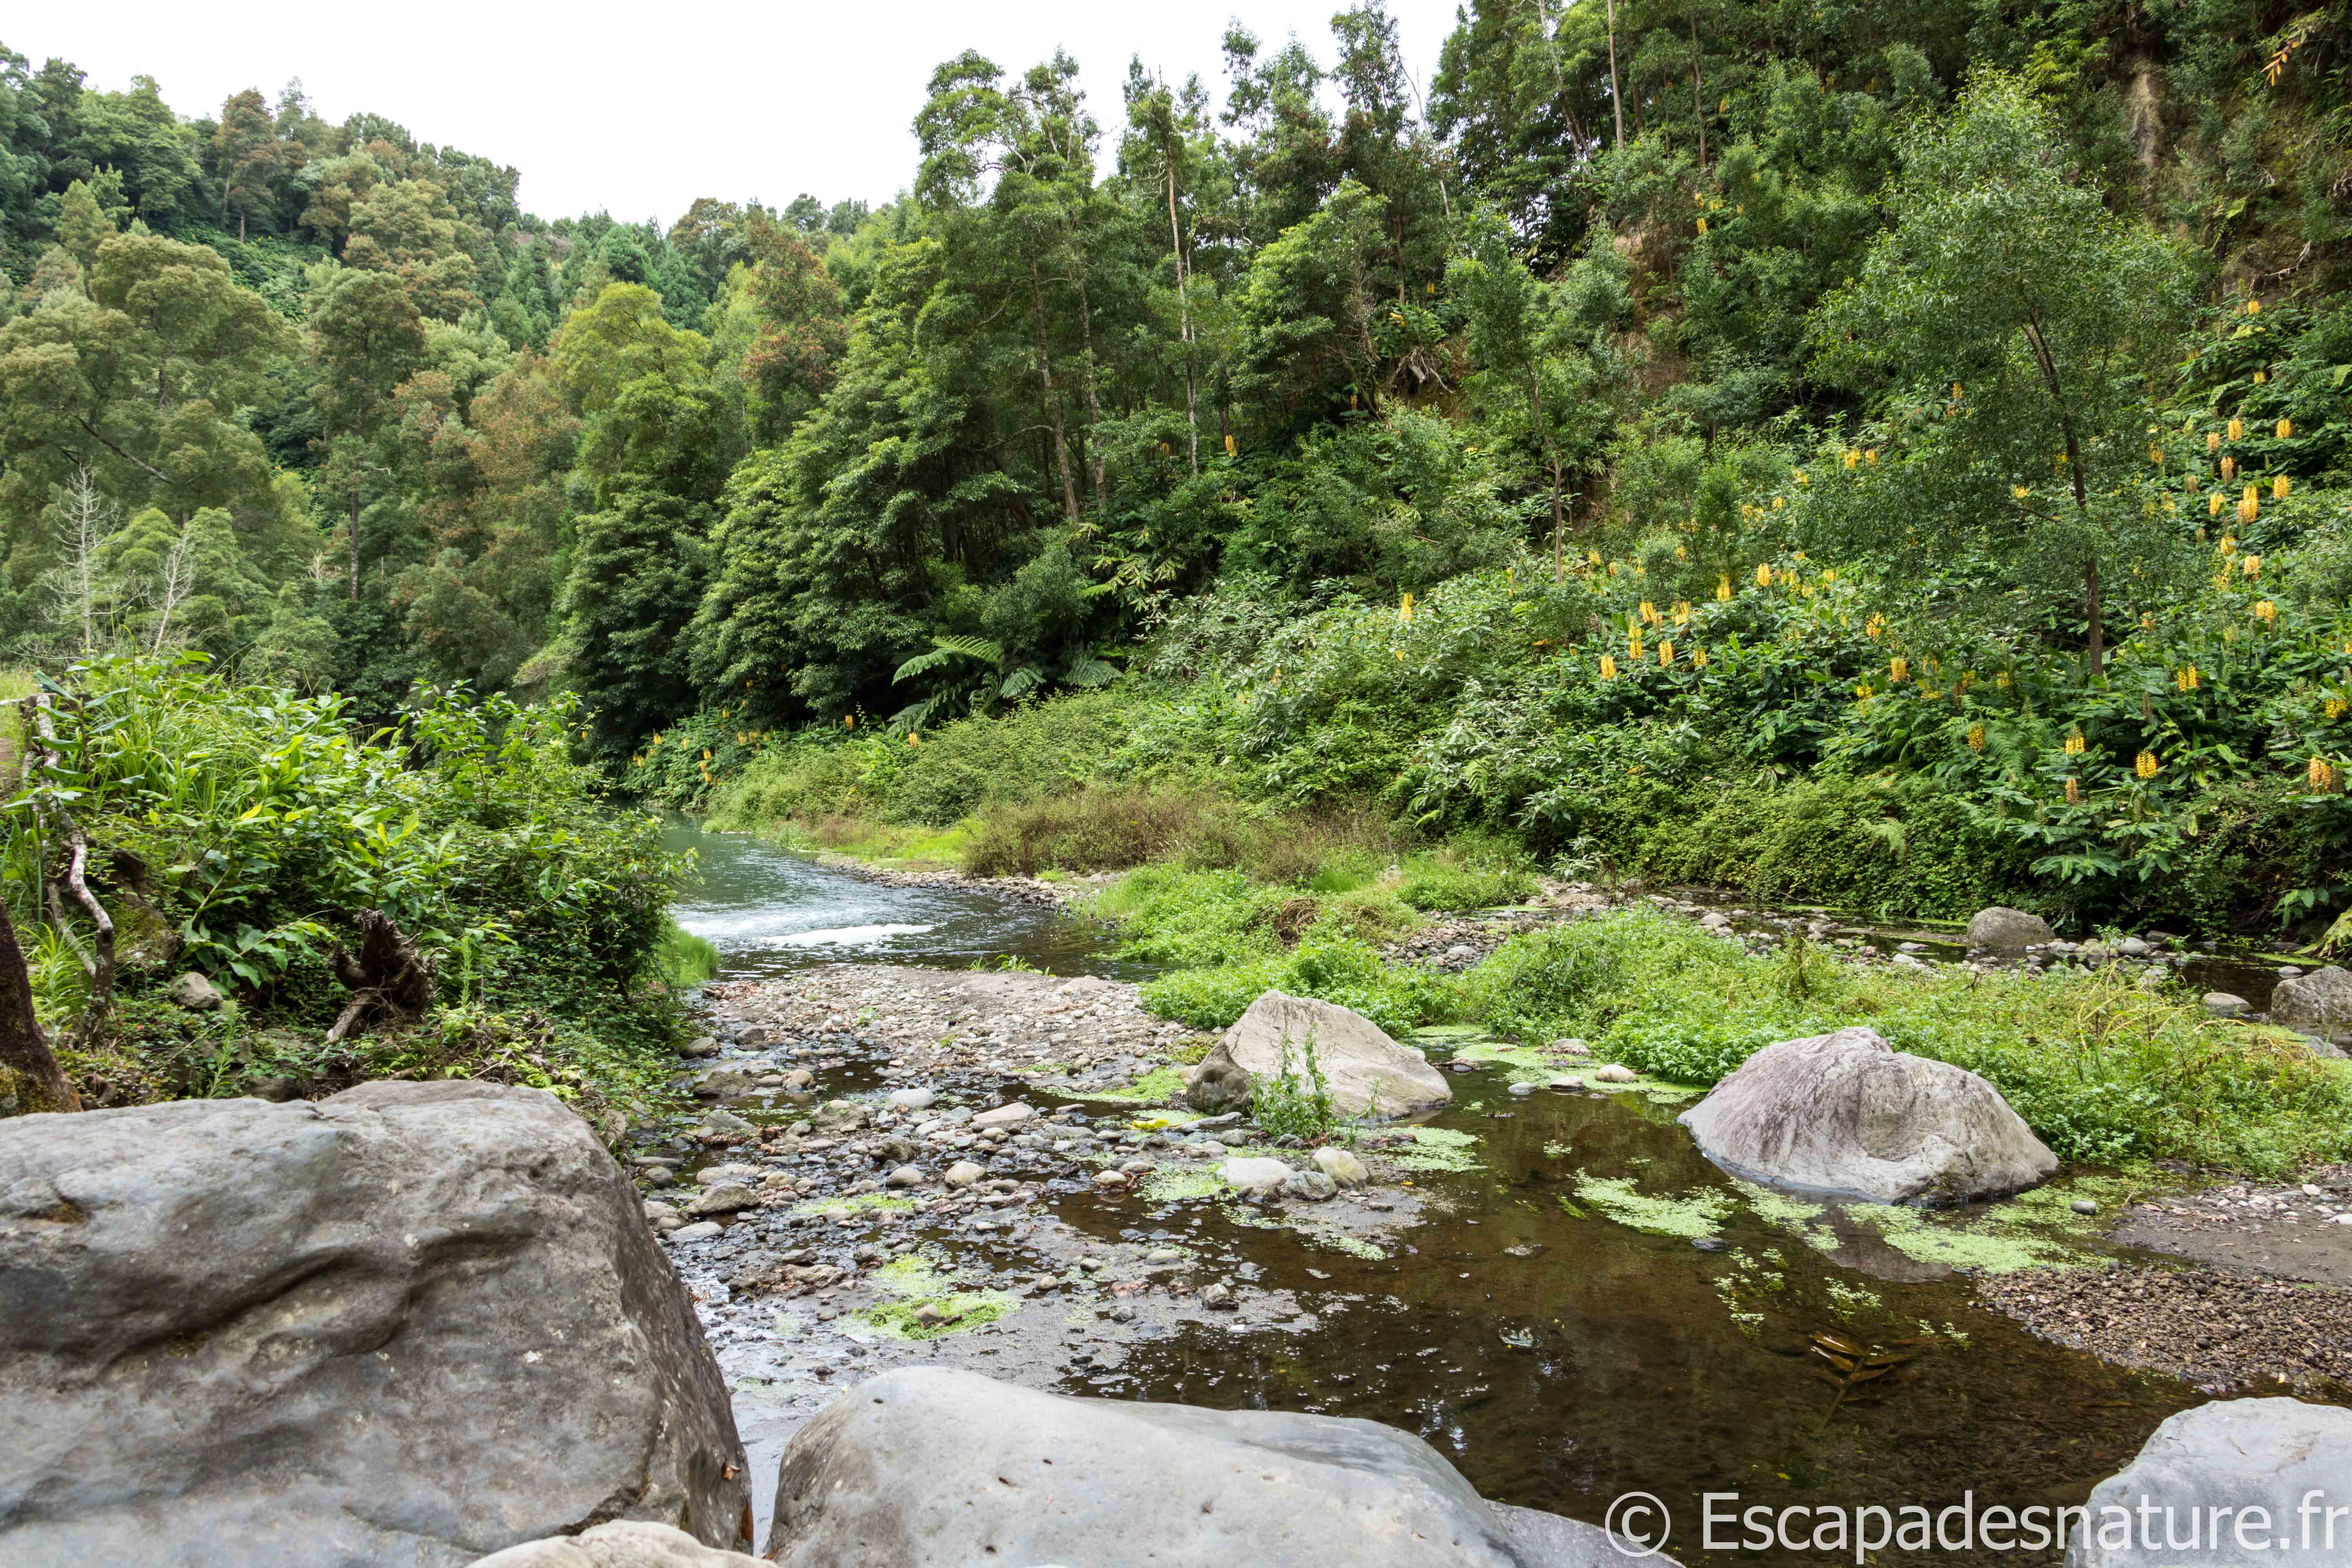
(1547, 1038), (1590, 1055)
(944, 1161), (986, 1188)
(1506, 1081), (1536, 1096)
(1210, 991), (1450, 1119)
(779, 1068), (814, 1091)
(2069, 1398), (2352, 1568)
(472, 1520), (766, 1566)
(2072, 1199), (2099, 1215)
(166, 971), (223, 1011)
(882, 1165), (927, 1189)
(2116, 937), (2152, 958)
(1312, 1147), (1368, 1187)
(1218, 1157), (1294, 1194)
(686, 1182), (759, 1217)
(1284, 1170), (1338, 1201)
(1546, 1078), (1581, 1094)
(694, 1109), (757, 1137)
(1200, 1281), (1236, 1309)
(1699, 912), (1732, 931)
(2202, 992), (2250, 1017)
(0, 1082), (751, 1564)
(764, 1367), (1656, 1567)
(1091, 1169), (1131, 1189)
(678, 1035), (721, 1058)
(2270, 965), (2352, 1041)
(1183, 1049), (1253, 1114)
(671, 1220), (723, 1242)
(1966, 906), (2055, 951)
(1678, 1025), (2058, 1205)
(971, 1102), (1034, 1129)
(886, 1086), (937, 1111)
(1591, 1064), (1637, 1084)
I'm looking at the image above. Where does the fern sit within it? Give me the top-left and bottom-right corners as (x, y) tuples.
(892, 635), (1002, 684)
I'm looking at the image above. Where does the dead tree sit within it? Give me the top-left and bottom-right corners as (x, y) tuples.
(326, 911), (438, 1043)
(0, 903), (79, 1116)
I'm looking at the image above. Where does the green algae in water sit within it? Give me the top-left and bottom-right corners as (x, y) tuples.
(789, 1192), (916, 1219)
(1572, 1172), (1734, 1240)
(854, 1255), (1020, 1341)
(1731, 1178), (1845, 1255)
(1388, 1126), (1483, 1174)
(1847, 1181), (2118, 1274)
(1065, 1065), (1193, 1106)
(1140, 1166), (1228, 1201)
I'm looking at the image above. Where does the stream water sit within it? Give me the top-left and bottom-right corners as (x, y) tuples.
(662, 818), (2337, 1565)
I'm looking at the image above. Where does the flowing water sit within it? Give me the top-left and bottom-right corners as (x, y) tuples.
(664, 818), (1137, 979)
(663, 817), (2337, 1565)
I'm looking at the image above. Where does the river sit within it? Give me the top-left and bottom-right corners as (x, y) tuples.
(661, 816), (2323, 1566)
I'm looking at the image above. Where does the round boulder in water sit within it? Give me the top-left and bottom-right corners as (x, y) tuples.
(1678, 1026), (2057, 1205)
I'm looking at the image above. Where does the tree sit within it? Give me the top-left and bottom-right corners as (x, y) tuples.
(0, 902), (78, 1117)
(310, 265), (427, 598)
(1810, 72), (2188, 673)
(212, 87), (283, 240)
(0, 232), (291, 530)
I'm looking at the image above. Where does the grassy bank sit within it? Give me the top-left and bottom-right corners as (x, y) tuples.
(5, 659), (697, 1127)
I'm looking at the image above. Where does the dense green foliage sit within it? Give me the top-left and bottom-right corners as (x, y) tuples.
(2, 659), (688, 1114)
(4, 4), (2352, 1127)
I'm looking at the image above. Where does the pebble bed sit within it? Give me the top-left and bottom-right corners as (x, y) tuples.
(1977, 1262), (2352, 1393)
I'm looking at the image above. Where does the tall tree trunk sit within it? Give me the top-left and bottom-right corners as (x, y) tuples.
(1606, 0), (1627, 150)
(347, 483), (362, 602)
(2022, 312), (2104, 673)
(1165, 155), (1199, 474)
(0, 902), (77, 1117)
(1027, 258), (1083, 526)
(1072, 276), (1109, 519)
(1690, 10), (1708, 172)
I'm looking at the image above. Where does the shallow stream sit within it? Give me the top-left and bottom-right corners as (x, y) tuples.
(663, 817), (2339, 1565)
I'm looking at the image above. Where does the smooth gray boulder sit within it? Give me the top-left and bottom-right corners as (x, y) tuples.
(2068, 1397), (2352, 1566)
(1967, 906), (2054, 950)
(1197, 989), (1450, 1119)
(1678, 1026), (2058, 1205)
(473, 1522), (764, 1568)
(766, 1367), (1661, 1566)
(2271, 965), (2352, 1042)
(0, 1081), (752, 1567)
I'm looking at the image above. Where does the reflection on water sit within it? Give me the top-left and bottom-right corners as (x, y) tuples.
(1053, 1077), (2227, 1566)
(661, 816), (1138, 980)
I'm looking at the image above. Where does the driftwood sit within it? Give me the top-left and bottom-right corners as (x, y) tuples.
(326, 910), (438, 1044)
(0, 902), (79, 1116)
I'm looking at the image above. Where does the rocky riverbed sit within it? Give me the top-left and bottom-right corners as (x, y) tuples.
(637, 963), (1458, 1518)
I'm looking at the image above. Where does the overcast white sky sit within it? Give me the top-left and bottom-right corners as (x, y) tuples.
(19, 0), (1472, 224)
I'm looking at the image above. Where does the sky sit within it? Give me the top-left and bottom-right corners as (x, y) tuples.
(21, 0), (1472, 224)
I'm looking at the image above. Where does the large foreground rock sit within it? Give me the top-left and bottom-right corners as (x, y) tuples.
(2068, 1398), (2352, 1566)
(2271, 965), (2352, 1042)
(1192, 990), (1449, 1119)
(0, 1082), (751, 1567)
(1967, 906), (2055, 950)
(1678, 1026), (2057, 1205)
(767, 1367), (1661, 1566)
(474, 1522), (764, 1567)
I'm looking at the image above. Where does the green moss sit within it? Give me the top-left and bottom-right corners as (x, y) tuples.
(1572, 1172), (1735, 1239)
(1731, 1178), (1846, 1254)
(1387, 1126), (1483, 1174)
(853, 1255), (1020, 1340)
(1070, 1066), (1191, 1105)
(1225, 1204), (1389, 1259)
(789, 1192), (916, 1219)
(1140, 1166), (1229, 1201)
